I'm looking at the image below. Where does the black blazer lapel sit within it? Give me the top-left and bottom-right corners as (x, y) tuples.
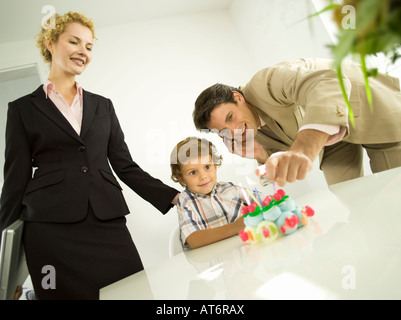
(80, 90), (98, 139)
(30, 85), (83, 144)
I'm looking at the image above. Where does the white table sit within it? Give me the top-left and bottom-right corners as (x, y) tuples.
(100, 167), (401, 300)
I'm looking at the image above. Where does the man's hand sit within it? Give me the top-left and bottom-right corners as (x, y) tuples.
(264, 129), (329, 186)
(265, 151), (313, 186)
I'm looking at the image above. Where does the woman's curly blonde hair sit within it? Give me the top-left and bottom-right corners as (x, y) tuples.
(36, 11), (96, 64)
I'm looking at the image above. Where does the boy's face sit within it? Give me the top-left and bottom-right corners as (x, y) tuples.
(178, 155), (217, 195)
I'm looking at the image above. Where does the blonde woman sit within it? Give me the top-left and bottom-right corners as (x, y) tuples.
(0, 12), (179, 299)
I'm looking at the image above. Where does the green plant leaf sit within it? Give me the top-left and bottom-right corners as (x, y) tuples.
(332, 29), (357, 68)
(337, 66), (355, 128)
(366, 68), (378, 77)
(360, 54), (374, 113)
(306, 2), (340, 19)
(308, 0), (401, 128)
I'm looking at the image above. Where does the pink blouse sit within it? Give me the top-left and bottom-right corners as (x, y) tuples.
(43, 80), (83, 135)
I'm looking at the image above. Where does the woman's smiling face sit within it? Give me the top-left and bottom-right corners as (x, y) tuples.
(46, 22), (93, 77)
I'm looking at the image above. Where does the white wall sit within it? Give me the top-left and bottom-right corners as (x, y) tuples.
(230, 0), (333, 67)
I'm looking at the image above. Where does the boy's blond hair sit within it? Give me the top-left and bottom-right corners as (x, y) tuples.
(170, 137), (222, 185)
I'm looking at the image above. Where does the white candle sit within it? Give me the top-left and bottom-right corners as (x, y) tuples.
(239, 183), (251, 205)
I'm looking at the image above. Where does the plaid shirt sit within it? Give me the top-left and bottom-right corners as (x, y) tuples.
(177, 182), (244, 247)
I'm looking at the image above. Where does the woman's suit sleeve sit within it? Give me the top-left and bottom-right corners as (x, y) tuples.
(105, 99), (178, 214)
(0, 102), (32, 240)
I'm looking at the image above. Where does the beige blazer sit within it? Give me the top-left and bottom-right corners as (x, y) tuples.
(240, 58), (401, 155)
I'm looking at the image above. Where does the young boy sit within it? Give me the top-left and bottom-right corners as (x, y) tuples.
(170, 137), (245, 249)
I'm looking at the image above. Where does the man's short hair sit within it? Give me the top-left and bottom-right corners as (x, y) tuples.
(193, 83), (244, 130)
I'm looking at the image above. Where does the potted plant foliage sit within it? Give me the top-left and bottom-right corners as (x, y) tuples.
(311, 0), (401, 126)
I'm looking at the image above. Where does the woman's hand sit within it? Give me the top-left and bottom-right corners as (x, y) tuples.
(171, 193), (180, 205)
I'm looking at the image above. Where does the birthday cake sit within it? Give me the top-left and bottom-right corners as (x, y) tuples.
(238, 189), (315, 244)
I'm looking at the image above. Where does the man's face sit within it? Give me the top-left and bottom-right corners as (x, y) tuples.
(206, 93), (260, 145)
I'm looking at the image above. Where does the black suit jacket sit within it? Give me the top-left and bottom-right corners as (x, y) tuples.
(0, 85), (178, 237)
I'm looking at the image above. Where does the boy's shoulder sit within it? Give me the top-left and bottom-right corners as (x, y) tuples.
(177, 182), (240, 207)
(215, 181), (240, 192)
(177, 189), (197, 207)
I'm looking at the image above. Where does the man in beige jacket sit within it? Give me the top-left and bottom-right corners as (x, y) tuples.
(193, 58), (401, 186)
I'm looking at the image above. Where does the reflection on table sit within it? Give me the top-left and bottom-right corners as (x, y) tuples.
(100, 167), (401, 300)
